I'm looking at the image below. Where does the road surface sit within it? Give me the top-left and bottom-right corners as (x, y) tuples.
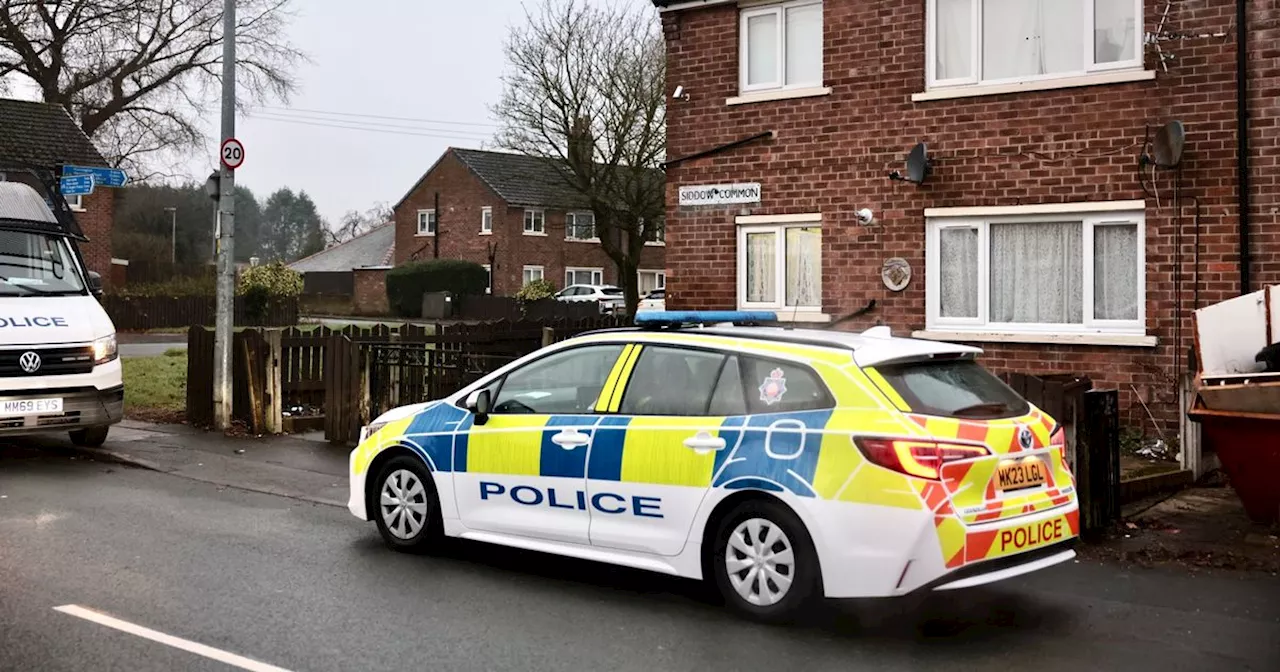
(1, 444), (1276, 672)
(119, 342), (186, 358)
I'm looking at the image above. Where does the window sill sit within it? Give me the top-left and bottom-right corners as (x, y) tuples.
(912, 330), (1158, 348)
(726, 86), (832, 106)
(522, 231), (548, 237)
(415, 232), (435, 237)
(69, 206), (87, 213)
(742, 309), (831, 324)
(479, 230), (492, 236)
(645, 241), (666, 247)
(912, 70), (1156, 102)
(566, 238), (600, 244)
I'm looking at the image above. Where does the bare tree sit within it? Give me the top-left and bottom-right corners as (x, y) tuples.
(328, 202), (392, 246)
(0, 0), (303, 176)
(492, 0), (665, 314)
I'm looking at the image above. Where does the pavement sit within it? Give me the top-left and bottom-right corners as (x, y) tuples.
(2, 427), (1277, 671)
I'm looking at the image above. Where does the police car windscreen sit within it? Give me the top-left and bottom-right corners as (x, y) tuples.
(0, 230), (86, 296)
(874, 360), (1029, 419)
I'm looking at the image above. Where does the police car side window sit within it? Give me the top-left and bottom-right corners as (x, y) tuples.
(491, 344), (624, 415)
(741, 356), (833, 414)
(618, 346), (725, 416)
(707, 355), (747, 416)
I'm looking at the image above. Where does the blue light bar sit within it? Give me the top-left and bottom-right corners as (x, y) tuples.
(634, 310), (778, 327)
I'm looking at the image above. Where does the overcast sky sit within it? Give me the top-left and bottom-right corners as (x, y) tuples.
(193, 0), (535, 224)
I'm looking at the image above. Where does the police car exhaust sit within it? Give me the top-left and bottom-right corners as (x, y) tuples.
(349, 311), (1080, 622)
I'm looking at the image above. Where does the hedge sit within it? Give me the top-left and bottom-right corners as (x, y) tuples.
(386, 259), (489, 317)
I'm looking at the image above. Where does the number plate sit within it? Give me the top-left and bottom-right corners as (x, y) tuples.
(0, 398), (63, 416)
(996, 456), (1047, 492)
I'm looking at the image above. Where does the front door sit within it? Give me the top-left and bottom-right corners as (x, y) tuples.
(587, 345), (737, 556)
(455, 343), (625, 545)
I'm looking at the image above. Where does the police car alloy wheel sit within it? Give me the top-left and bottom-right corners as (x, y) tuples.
(372, 456), (441, 551)
(712, 500), (819, 622)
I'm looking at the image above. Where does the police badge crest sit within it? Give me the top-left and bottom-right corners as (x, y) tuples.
(758, 367), (788, 405)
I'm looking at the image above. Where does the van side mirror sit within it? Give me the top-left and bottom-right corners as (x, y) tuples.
(87, 270), (103, 297)
(465, 388), (492, 425)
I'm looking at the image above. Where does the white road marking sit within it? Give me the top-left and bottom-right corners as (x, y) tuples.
(53, 605), (293, 672)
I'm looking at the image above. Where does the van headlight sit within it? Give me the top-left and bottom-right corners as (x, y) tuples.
(92, 334), (118, 364)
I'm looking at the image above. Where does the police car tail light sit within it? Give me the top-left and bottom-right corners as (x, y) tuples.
(1049, 424), (1071, 474)
(855, 438), (989, 480)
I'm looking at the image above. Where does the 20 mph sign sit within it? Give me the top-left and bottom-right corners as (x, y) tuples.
(221, 138), (245, 170)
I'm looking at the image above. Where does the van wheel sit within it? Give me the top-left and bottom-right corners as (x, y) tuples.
(711, 499), (820, 624)
(371, 455), (442, 553)
(69, 426), (109, 448)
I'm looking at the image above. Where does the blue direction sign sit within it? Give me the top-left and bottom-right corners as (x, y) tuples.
(59, 174), (95, 196)
(62, 164), (129, 188)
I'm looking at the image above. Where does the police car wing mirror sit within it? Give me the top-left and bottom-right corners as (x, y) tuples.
(465, 389), (492, 424)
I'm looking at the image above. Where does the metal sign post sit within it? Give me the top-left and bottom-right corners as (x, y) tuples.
(213, 0), (237, 431)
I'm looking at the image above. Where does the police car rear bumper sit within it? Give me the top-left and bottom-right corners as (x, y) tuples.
(0, 384), (123, 434)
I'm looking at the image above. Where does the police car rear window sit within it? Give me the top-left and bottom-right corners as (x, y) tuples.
(872, 360), (1029, 419)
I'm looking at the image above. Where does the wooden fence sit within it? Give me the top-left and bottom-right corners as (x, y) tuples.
(105, 295), (298, 331)
(186, 315), (630, 441)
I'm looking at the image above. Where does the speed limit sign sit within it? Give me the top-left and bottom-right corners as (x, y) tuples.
(221, 138), (245, 170)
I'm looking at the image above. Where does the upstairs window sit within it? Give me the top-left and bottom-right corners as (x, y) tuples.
(417, 210), (436, 236)
(566, 212), (596, 241)
(740, 1), (823, 94)
(928, 0), (1142, 89)
(481, 206), (493, 234)
(523, 209), (545, 235)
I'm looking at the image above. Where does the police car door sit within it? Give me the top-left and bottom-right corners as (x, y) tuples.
(586, 345), (735, 557)
(456, 344), (625, 545)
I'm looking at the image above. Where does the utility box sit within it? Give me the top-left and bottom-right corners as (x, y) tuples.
(421, 291), (454, 319)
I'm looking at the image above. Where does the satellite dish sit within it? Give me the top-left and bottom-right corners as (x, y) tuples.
(1151, 121), (1185, 168)
(889, 142), (933, 184)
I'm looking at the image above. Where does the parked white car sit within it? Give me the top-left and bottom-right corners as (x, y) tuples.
(554, 284), (624, 314)
(637, 288), (665, 312)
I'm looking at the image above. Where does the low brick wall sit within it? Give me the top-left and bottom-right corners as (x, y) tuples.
(353, 268), (390, 316)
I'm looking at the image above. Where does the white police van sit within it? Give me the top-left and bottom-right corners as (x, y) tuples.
(0, 181), (122, 446)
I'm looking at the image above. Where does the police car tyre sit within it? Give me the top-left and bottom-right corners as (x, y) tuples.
(711, 499), (819, 622)
(372, 456), (442, 552)
(69, 426), (109, 448)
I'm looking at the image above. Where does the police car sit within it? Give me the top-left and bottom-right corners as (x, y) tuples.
(348, 311), (1079, 621)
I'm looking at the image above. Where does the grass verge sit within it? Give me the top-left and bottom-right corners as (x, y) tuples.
(122, 349), (187, 422)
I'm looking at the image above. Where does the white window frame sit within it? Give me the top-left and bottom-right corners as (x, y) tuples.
(482, 264), (492, 294)
(522, 265), (545, 286)
(565, 267), (604, 287)
(736, 215), (823, 313)
(480, 206), (493, 235)
(565, 211), (598, 242)
(638, 269), (666, 291)
(416, 209), (436, 236)
(64, 194), (85, 212)
(523, 209), (546, 235)
(644, 219), (666, 246)
(739, 0), (824, 95)
(924, 208), (1145, 336)
(925, 0), (1144, 91)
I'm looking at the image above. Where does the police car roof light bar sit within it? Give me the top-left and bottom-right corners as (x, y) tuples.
(634, 310), (778, 329)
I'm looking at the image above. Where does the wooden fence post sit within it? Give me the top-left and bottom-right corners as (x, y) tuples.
(264, 328), (283, 434)
(1077, 389), (1120, 536)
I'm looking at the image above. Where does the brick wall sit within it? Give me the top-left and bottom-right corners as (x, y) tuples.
(75, 188), (115, 289)
(352, 268), (390, 316)
(393, 149), (665, 296)
(660, 0), (1279, 431)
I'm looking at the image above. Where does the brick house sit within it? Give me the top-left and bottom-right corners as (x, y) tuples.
(393, 148), (667, 296)
(653, 0), (1277, 436)
(0, 98), (116, 287)
(288, 223), (396, 315)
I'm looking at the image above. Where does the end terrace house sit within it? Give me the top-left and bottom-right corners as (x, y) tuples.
(0, 98), (116, 286)
(393, 148), (666, 296)
(653, 0), (1278, 433)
